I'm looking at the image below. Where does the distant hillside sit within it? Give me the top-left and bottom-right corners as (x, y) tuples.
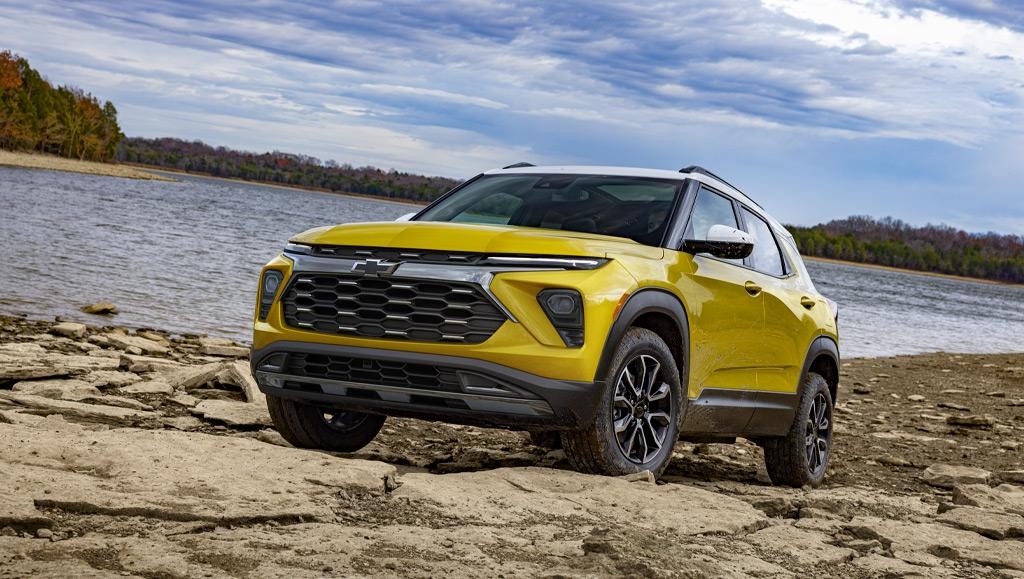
(0, 50), (122, 162)
(117, 137), (460, 203)
(789, 216), (1024, 284)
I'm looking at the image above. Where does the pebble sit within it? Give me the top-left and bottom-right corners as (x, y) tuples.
(36, 528), (53, 539)
(907, 394), (926, 402)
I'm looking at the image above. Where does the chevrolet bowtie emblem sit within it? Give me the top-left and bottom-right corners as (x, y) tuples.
(351, 258), (399, 277)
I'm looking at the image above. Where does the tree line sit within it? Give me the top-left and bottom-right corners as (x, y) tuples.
(788, 216), (1024, 283)
(0, 51), (122, 162)
(117, 137), (460, 203)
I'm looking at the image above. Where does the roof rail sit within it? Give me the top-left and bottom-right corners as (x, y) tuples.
(502, 162), (535, 169)
(679, 165), (761, 208)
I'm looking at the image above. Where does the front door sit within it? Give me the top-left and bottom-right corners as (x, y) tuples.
(673, 186), (766, 399)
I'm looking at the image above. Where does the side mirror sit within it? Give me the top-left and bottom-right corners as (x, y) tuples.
(395, 212), (417, 222)
(683, 224), (754, 259)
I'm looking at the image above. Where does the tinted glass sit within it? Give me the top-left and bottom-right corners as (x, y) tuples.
(740, 207), (786, 276)
(683, 187), (738, 240)
(418, 174), (681, 246)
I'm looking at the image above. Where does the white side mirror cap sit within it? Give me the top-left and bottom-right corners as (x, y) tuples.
(395, 212), (417, 222)
(683, 224), (755, 259)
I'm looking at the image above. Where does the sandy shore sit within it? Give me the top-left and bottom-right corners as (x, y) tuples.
(1, 313), (1022, 577)
(0, 150), (174, 181)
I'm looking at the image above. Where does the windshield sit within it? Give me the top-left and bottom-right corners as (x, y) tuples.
(416, 174), (682, 246)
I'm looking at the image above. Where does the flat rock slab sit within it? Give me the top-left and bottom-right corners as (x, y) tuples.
(119, 380), (173, 395)
(0, 420), (395, 526)
(191, 399), (271, 427)
(161, 362), (225, 390)
(845, 516), (1024, 571)
(0, 392), (157, 423)
(744, 524), (856, 565)
(953, 484), (1024, 517)
(107, 334), (169, 355)
(937, 507), (1024, 539)
(923, 463), (991, 488)
(394, 467), (767, 534)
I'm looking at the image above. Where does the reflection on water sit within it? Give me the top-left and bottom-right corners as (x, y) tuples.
(2, 167), (1022, 358)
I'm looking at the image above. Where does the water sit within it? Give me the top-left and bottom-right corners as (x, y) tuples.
(1, 167), (1022, 358)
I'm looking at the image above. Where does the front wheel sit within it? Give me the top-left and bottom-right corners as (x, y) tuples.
(761, 372), (833, 487)
(562, 327), (682, 477)
(266, 395), (385, 452)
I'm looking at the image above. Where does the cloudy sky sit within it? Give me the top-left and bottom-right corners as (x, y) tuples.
(2, 0), (1022, 233)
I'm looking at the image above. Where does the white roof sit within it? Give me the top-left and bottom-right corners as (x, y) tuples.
(485, 165), (791, 238)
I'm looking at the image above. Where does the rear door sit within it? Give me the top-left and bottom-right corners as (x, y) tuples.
(674, 186), (765, 398)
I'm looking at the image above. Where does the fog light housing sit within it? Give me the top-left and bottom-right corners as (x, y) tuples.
(538, 289), (584, 347)
(258, 270), (284, 321)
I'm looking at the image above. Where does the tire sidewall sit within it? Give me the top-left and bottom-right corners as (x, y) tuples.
(796, 375), (833, 486)
(596, 328), (683, 475)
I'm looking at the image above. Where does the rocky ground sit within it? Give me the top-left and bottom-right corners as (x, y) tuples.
(0, 314), (1022, 578)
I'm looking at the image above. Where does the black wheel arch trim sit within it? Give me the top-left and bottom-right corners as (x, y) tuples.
(594, 288), (690, 384)
(801, 335), (840, 403)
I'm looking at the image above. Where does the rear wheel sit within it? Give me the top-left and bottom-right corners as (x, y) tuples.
(562, 328), (682, 477)
(266, 395), (385, 452)
(761, 372), (833, 487)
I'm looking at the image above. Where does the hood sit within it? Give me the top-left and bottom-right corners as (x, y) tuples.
(291, 221), (664, 260)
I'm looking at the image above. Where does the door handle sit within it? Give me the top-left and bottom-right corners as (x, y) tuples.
(744, 281), (762, 296)
(800, 296), (816, 309)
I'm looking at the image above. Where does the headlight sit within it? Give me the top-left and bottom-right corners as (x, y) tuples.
(283, 242), (312, 255)
(258, 270), (284, 321)
(538, 289), (584, 347)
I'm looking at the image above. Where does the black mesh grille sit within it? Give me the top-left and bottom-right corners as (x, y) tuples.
(280, 273), (507, 343)
(283, 352), (461, 392)
(311, 246), (486, 264)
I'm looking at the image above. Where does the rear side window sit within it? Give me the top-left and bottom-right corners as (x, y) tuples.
(740, 207), (786, 276)
(684, 187), (738, 240)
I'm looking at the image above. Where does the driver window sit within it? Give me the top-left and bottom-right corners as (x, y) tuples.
(684, 187), (738, 240)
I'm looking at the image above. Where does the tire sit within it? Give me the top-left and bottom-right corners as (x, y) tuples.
(266, 395), (385, 452)
(562, 327), (683, 477)
(762, 372), (833, 487)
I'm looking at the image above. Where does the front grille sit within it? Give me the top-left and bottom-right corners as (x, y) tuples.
(280, 273), (507, 343)
(311, 246), (487, 265)
(283, 352), (461, 392)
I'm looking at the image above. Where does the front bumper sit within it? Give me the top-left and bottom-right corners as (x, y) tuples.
(251, 341), (606, 429)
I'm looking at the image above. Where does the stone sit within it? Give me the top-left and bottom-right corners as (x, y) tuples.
(118, 380), (173, 395)
(191, 399), (271, 427)
(255, 429), (291, 447)
(107, 334), (169, 355)
(35, 528), (52, 539)
(199, 337), (249, 358)
(167, 392), (200, 408)
(218, 360), (264, 404)
(0, 420), (394, 526)
(938, 402), (970, 411)
(120, 354), (183, 373)
(80, 301), (118, 315)
(619, 470), (655, 484)
(937, 507), (1024, 539)
(50, 322), (86, 338)
(844, 517), (1024, 570)
(744, 524), (855, 565)
(137, 331), (168, 343)
(11, 379), (100, 399)
(81, 395), (154, 411)
(953, 484), (1024, 517)
(161, 362), (226, 391)
(997, 470), (1024, 485)
(908, 394), (926, 402)
(923, 464), (991, 488)
(0, 392), (156, 423)
(83, 370), (141, 389)
(947, 414), (995, 428)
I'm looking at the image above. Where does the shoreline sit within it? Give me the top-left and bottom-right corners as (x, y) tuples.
(804, 255), (1024, 287)
(0, 150), (174, 181)
(132, 164), (429, 208)
(0, 313), (1022, 576)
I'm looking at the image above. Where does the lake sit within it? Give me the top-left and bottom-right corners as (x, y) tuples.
(1, 167), (1022, 359)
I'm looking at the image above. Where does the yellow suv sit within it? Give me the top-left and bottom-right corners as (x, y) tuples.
(252, 164), (840, 486)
